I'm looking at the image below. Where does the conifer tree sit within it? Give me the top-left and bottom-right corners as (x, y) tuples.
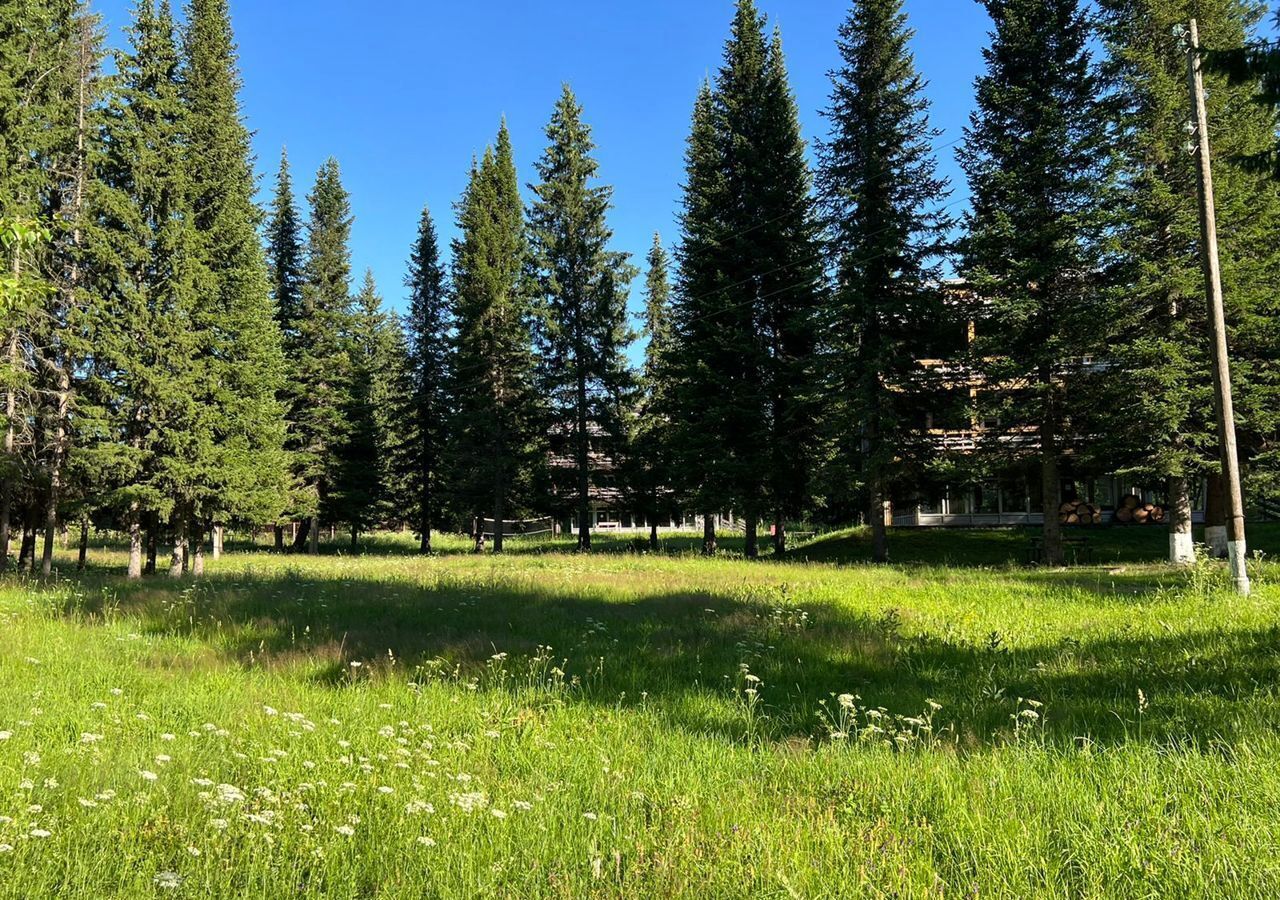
(666, 84), (730, 555)
(528, 85), (637, 551)
(667, 1), (823, 557)
(83, 0), (201, 578)
(266, 147), (305, 354)
(402, 205), (451, 553)
(290, 158), (354, 553)
(1099, 0), (1280, 561)
(332, 270), (389, 549)
(959, 0), (1116, 567)
(626, 234), (675, 551)
(449, 123), (541, 553)
(182, 0), (288, 564)
(0, 1), (105, 575)
(264, 146), (306, 548)
(817, 0), (952, 563)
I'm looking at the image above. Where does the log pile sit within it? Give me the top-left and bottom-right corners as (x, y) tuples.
(1113, 494), (1165, 525)
(1059, 499), (1104, 526)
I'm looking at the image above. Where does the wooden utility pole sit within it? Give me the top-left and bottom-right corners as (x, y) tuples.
(1186, 19), (1251, 596)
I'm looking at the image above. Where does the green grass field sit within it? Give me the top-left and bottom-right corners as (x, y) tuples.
(1, 525), (1279, 897)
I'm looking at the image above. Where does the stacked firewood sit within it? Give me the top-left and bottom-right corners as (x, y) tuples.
(1113, 494), (1165, 525)
(1059, 499), (1104, 526)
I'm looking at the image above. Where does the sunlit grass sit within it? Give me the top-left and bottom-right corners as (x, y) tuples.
(0, 527), (1278, 897)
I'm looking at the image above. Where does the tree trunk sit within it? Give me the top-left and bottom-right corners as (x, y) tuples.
(773, 514), (786, 555)
(40, 481), (57, 576)
(472, 516), (486, 553)
(575, 370), (591, 552)
(350, 527), (358, 553)
(169, 513), (187, 578)
(145, 517), (158, 575)
(419, 484), (432, 554)
(870, 483), (890, 564)
(1168, 475), (1194, 566)
(744, 509), (758, 559)
(273, 525), (284, 552)
(0, 330), (17, 573)
(127, 507), (142, 581)
(191, 522), (205, 577)
(0, 484), (10, 572)
(308, 514), (319, 555)
(77, 518), (88, 572)
(1040, 380), (1064, 567)
(649, 521), (659, 552)
(18, 512), (36, 573)
(492, 476), (505, 554)
(702, 512), (716, 556)
(291, 519), (309, 552)
(1204, 472), (1228, 559)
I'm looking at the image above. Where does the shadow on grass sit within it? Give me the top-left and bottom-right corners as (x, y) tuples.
(787, 522), (1280, 568)
(37, 559), (1280, 752)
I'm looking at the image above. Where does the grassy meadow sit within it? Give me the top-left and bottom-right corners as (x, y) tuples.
(1, 525), (1279, 897)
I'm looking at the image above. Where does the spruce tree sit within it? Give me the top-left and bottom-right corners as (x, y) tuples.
(667, 83), (735, 555)
(402, 205), (451, 553)
(626, 233), (675, 551)
(82, 0), (201, 578)
(332, 270), (390, 549)
(817, 0), (952, 563)
(290, 158), (354, 553)
(264, 146), (305, 548)
(959, 0), (1116, 567)
(266, 147), (305, 353)
(527, 85), (637, 551)
(1099, 0), (1280, 560)
(667, 1), (823, 557)
(448, 123), (541, 553)
(0, 1), (105, 575)
(182, 0), (288, 561)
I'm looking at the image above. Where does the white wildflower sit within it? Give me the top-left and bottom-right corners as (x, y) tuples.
(448, 791), (489, 813)
(153, 872), (182, 890)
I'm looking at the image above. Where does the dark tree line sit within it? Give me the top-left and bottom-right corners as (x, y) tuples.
(2, 0), (1278, 574)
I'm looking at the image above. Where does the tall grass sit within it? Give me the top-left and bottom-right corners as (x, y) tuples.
(0, 528), (1277, 897)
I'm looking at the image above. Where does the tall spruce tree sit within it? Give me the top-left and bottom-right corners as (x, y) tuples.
(83, 0), (201, 578)
(667, 1), (823, 557)
(290, 158), (354, 553)
(959, 0), (1116, 567)
(448, 123), (541, 553)
(527, 85), (637, 551)
(266, 147), (305, 354)
(667, 83), (731, 555)
(264, 146), (305, 548)
(817, 0), (952, 563)
(332, 270), (390, 549)
(402, 205), (451, 553)
(28, 4), (103, 576)
(182, 0), (288, 567)
(1099, 0), (1280, 561)
(627, 233), (675, 551)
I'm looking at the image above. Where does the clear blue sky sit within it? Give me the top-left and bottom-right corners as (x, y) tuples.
(90, 0), (994, 322)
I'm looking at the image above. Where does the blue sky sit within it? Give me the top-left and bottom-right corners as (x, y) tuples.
(90, 0), (994, 321)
